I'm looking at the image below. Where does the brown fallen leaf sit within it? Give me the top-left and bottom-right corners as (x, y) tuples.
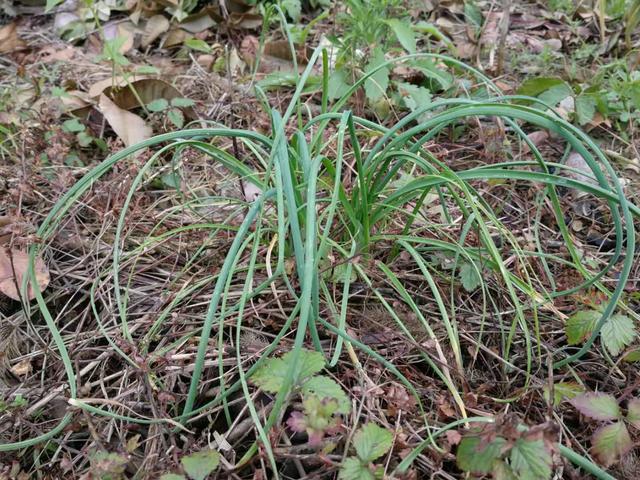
(142, 15), (169, 47)
(10, 359), (31, 377)
(101, 79), (197, 119)
(0, 22), (27, 54)
(98, 93), (152, 147)
(0, 248), (50, 301)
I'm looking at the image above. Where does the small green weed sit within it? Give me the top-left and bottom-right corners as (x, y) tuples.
(456, 420), (555, 479)
(160, 449), (220, 480)
(339, 423), (393, 480)
(571, 392), (640, 466)
(253, 349), (350, 445)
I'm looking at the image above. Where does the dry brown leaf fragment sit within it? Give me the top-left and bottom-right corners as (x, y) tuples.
(0, 23), (27, 54)
(98, 93), (152, 147)
(142, 15), (169, 47)
(10, 358), (31, 377)
(0, 248), (50, 301)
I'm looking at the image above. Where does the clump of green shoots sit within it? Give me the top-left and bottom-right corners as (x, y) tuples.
(11, 40), (636, 480)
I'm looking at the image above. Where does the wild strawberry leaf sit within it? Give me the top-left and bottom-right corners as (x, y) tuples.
(591, 421), (632, 467)
(509, 439), (553, 480)
(364, 48), (390, 103)
(626, 398), (640, 429)
(601, 314), (636, 356)
(543, 382), (585, 407)
(565, 310), (600, 345)
(456, 436), (507, 474)
(353, 423), (393, 463)
(251, 349), (325, 393)
(301, 376), (351, 414)
(570, 393), (621, 421)
(180, 450), (220, 480)
(339, 457), (374, 480)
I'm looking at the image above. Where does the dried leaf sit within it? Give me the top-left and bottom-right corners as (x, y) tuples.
(0, 22), (26, 54)
(102, 79), (197, 120)
(10, 359), (31, 377)
(0, 248), (50, 301)
(142, 15), (169, 48)
(98, 93), (152, 147)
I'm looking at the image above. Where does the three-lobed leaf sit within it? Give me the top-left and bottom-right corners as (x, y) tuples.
(301, 376), (351, 414)
(251, 349), (325, 393)
(180, 450), (220, 480)
(353, 423), (393, 463)
(339, 457), (375, 480)
(571, 392), (621, 421)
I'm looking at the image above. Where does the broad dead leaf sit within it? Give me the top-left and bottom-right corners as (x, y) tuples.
(0, 248), (50, 301)
(10, 359), (31, 377)
(0, 22), (27, 54)
(102, 79), (197, 119)
(98, 93), (152, 147)
(103, 21), (137, 53)
(142, 15), (169, 47)
(179, 7), (217, 33)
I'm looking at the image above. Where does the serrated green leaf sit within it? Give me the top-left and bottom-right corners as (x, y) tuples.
(63, 118), (85, 133)
(45, 0), (65, 12)
(180, 450), (220, 480)
(575, 94), (597, 125)
(509, 439), (553, 480)
(339, 457), (374, 480)
(570, 392), (621, 421)
(601, 314), (636, 356)
(396, 82), (431, 113)
(492, 460), (518, 480)
(565, 309), (600, 345)
(459, 262), (481, 292)
(171, 97), (196, 108)
(168, 108), (185, 129)
(77, 131), (93, 148)
(302, 376), (351, 414)
(328, 69), (351, 99)
(517, 77), (566, 97)
(251, 349), (325, 393)
(591, 421), (632, 467)
(135, 66), (161, 75)
(410, 59), (453, 90)
(622, 348), (640, 362)
(456, 436), (506, 474)
(387, 19), (416, 54)
(281, 0), (302, 22)
(184, 38), (211, 53)
(464, 0), (484, 28)
(539, 84), (572, 108)
(364, 49), (390, 103)
(147, 98), (169, 112)
(543, 381), (585, 407)
(353, 423), (393, 462)
(626, 398), (640, 429)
